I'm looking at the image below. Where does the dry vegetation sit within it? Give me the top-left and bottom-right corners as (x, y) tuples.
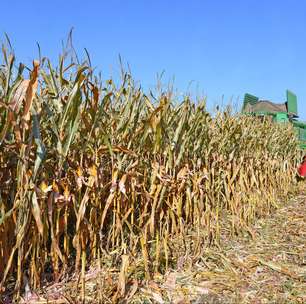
(16, 191), (304, 304)
(0, 41), (304, 302)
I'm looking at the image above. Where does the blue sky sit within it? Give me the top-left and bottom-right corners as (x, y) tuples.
(1, 0), (306, 119)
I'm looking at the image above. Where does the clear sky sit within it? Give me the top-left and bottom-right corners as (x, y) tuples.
(1, 0), (306, 119)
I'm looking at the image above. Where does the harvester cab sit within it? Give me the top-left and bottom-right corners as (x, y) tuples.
(242, 90), (306, 177)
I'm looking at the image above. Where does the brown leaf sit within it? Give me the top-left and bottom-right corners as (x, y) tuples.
(151, 291), (165, 304)
(31, 191), (44, 237)
(164, 272), (177, 290)
(118, 255), (129, 297)
(22, 60), (40, 122)
(126, 279), (138, 301)
(9, 80), (29, 112)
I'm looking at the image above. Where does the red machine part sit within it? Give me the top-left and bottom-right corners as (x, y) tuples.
(298, 156), (306, 177)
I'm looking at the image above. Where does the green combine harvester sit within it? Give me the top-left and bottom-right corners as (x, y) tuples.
(242, 90), (306, 150)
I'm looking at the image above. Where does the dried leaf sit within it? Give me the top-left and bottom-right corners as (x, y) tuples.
(31, 191), (43, 237)
(22, 60), (40, 122)
(118, 255), (129, 296)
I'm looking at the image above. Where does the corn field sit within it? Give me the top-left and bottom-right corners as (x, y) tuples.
(0, 43), (301, 297)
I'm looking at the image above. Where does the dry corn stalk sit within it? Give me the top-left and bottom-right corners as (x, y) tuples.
(0, 41), (301, 299)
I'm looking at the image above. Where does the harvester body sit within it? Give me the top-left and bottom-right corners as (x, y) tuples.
(242, 90), (306, 150)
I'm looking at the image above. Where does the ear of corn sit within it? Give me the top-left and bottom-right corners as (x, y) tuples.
(0, 42), (301, 295)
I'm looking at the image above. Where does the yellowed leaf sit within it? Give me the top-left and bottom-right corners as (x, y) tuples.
(118, 254), (129, 296)
(22, 60), (40, 122)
